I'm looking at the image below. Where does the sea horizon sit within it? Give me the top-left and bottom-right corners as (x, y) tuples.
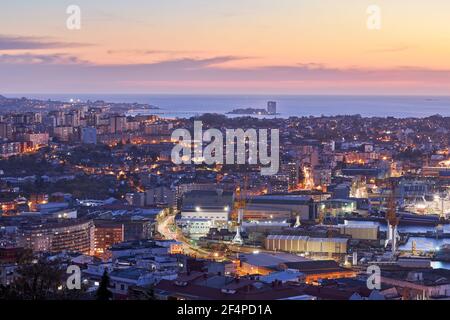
(3, 93), (450, 119)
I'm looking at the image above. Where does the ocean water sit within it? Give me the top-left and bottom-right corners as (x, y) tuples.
(344, 220), (450, 234)
(343, 221), (450, 270)
(15, 94), (450, 118)
(431, 261), (450, 270)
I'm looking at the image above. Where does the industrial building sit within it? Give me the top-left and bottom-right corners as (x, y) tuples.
(242, 221), (291, 234)
(265, 235), (348, 255)
(280, 260), (357, 284)
(244, 195), (318, 221)
(320, 199), (357, 217)
(337, 222), (379, 240)
(239, 252), (310, 275)
(178, 190), (234, 238)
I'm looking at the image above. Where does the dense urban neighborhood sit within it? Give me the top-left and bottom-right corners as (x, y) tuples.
(1, 95), (450, 300)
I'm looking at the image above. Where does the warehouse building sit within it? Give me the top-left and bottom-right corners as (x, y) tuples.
(281, 260), (357, 284)
(244, 195), (318, 221)
(265, 235), (348, 255)
(238, 252), (310, 276)
(337, 222), (379, 240)
(178, 190), (234, 238)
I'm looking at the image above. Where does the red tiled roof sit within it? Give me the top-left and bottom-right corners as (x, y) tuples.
(155, 279), (306, 300)
(304, 286), (354, 300)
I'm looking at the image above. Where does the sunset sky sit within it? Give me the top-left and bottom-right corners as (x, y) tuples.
(1, 0), (450, 94)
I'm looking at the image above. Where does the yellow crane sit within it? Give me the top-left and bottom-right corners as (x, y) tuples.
(385, 181), (400, 256)
(232, 177), (249, 245)
(385, 183), (400, 230)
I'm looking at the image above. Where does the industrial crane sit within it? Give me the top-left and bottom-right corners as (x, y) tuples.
(385, 181), (400, 257)
(232, 177), (248, 245)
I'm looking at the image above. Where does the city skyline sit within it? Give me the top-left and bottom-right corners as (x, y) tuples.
(2, 1), (450, 94)
(3, 1), (450, 305)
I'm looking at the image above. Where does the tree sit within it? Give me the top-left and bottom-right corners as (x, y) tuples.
(3, 258), (65, 300)
(96, 269), (113, 301)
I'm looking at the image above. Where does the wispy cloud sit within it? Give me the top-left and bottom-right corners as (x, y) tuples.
(1, 54), (450, 94)
(0, 53), (89, 64)
(0, 35), (89, 50)
(107, 49), (207, 56)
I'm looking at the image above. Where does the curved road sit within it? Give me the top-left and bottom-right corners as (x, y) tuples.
(157, 213), (219, 259)
(157, 212), (274, 260)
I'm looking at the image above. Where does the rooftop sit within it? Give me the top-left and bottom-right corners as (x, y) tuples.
(182, 190), (234, 210)
(282, 260), (353, 275)
(110, 240), (164, 251)
(266, 235), (348, 243)
(240, 252), (310, 268)
(109, 267), (150, 281)
(250, 195), (313, 205)
(382, 269), (450, 286)
(155, 278), (307, 300)
(259, 270), (305, 283)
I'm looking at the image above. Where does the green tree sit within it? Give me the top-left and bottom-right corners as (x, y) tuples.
(96, 269), (113, 301)
(4, 258), (65, 300)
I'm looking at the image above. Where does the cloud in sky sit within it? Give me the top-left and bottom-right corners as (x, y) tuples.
(106, 49), (208, 56)
(0, 53), (88, 64)
(0, 35), (88, 50)
(1, 53), (449, 94)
